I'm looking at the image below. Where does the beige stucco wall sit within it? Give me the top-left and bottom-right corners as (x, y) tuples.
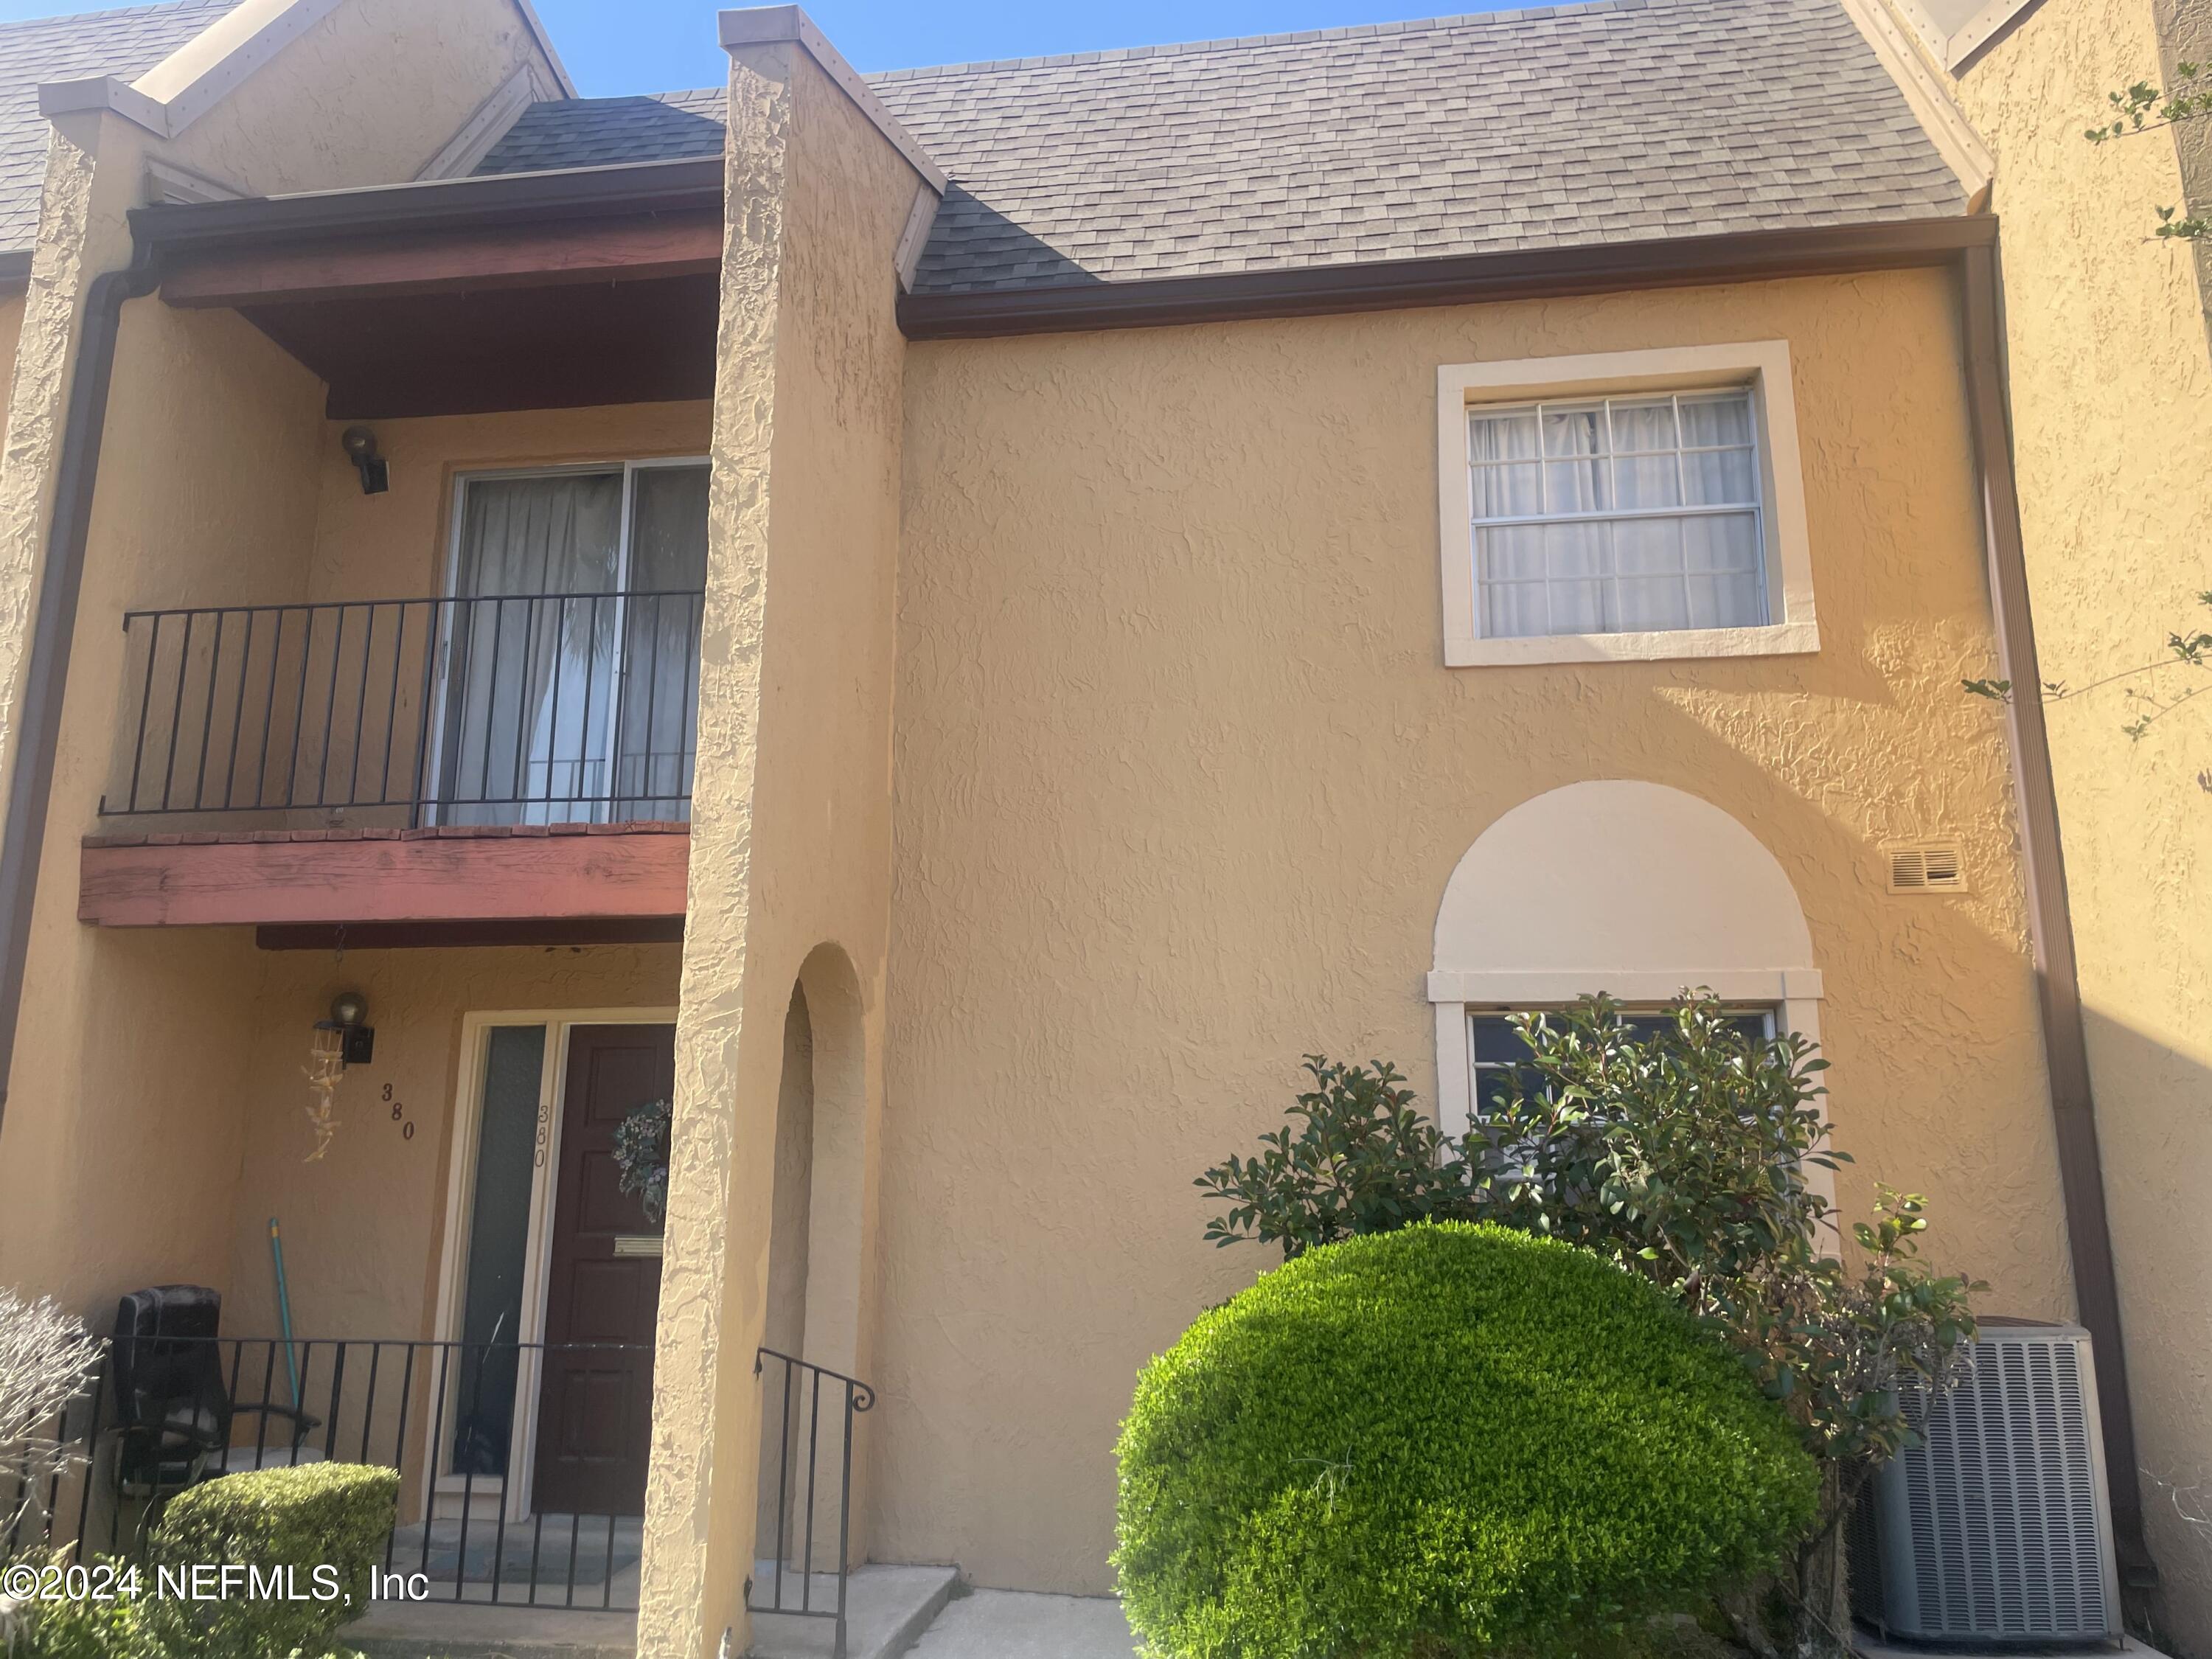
(0, 292), (321, 1308)
(0, 294), (21, 451)
(641, 39), (921, 1659)
(0, 391), (716, 1313)
(220, 944), (683, 1346)
(880, 268), (2071, 1594)
(136, 0), (561, 199)
(304, 402), (712, 607)
(1888, 0), (2212, 1642)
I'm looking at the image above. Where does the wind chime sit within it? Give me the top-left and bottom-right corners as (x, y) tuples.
(303, 991), (375, 1161)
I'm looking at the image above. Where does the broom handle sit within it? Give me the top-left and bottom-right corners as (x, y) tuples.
(270, 1217), (301, 1408)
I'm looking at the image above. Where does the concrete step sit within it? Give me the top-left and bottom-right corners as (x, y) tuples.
(344, 1563), (960, 1659)
(747, 1564), (959, 1659)
(902, 1591), (1136, 1659)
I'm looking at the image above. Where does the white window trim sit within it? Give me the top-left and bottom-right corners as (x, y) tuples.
(1427, 970), (1834, 1223)
(1436, 341), (1820, 667)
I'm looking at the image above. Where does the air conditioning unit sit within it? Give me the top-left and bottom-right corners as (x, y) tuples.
(1849, 1321), (2120, 1644)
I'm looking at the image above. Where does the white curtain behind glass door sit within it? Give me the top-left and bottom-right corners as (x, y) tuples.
(442, 472), (624, 825)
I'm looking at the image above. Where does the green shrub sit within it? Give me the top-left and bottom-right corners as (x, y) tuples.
(145, 1463), (397, 1659)
(0, 1554), (160, 1659)
(1115, 1224), (1818, 1659)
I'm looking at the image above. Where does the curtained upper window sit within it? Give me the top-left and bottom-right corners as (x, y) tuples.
(1467, 389), (1768, 641)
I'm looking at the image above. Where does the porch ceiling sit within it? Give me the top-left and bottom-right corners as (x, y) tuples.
(77, 822), (689, 948)
(131, 161), (725, 419)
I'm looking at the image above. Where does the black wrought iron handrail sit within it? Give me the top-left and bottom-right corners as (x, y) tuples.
(749, 1347), (875, 1659)
(7, 1335), (655, 1613)
(100, 590), (704, 823)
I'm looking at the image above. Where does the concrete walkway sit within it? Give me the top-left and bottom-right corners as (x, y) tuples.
(903, 1591), (1136, 1659)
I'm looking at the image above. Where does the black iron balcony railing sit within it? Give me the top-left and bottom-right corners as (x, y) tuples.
(100, 591), (704, 824)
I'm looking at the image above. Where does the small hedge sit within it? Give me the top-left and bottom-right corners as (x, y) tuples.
(147, 1463), (398, 1658)
(1115, 1224), (1818, 1659)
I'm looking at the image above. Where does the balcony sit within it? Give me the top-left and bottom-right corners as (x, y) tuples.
(78, 590), (703, 946)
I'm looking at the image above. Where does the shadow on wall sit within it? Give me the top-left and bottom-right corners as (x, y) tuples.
(2077, 1003), (2212, 1655)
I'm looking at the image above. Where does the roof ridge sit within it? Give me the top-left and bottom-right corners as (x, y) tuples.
(861, 0), (1650, 84)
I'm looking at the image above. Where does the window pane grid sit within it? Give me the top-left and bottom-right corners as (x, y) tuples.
(1467, 1008), (1776, 1119)
(1468, 391), (1770, 640)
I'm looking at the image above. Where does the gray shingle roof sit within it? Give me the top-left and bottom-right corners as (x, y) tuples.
(0, 0), (240, 255)
(475, 87), (725, 175)
(472, 0), (1966, 296)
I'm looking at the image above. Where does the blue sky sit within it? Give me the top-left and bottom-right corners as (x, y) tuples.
(1, 0), (1511, 91)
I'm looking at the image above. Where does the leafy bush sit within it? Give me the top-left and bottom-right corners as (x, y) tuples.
(0, 1554), (159, 1659)
(1116, 1223), (1819, 1659)
(145, 1463), (397, 1659)
(1198, 1000), (1980, 1655)
(1196, 1058), (1475, 1256)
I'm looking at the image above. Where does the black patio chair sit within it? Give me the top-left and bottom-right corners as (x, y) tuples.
(108, 1285), (322, 1499)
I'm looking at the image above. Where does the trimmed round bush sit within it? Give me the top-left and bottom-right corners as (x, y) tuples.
(1115, 1223), (1818, 1658)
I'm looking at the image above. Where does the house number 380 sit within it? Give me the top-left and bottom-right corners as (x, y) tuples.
(383, 1083), (415, 1141)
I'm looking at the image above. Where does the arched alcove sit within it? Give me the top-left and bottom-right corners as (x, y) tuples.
(755, 942), (877, 1573)
(1429, 780), (1824, 1139)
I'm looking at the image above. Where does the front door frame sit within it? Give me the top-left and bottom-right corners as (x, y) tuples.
(427, 1006), (678, 1524)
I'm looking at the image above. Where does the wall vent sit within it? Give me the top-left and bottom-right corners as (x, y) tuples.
(1887, 844), (1964, 893)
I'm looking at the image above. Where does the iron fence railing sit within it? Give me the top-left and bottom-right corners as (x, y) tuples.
(100, 591), (703, 824)
(749, 1348), (875, 1659)
(7, 1336), (654, 1612)
(6, 1336), (877, 1633)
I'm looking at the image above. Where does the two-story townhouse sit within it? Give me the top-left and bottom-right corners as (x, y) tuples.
(0, 0), (2187, 1655)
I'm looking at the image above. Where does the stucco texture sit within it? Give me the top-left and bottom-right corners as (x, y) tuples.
(0, 297), (324, 1305)
(0, 293), (20, 450)
(880, 269), (2071, 1594)
(640, 41), (920, 1659)
(1901, 0), (2212, 1641)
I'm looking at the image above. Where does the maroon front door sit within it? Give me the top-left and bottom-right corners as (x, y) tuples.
(532, 1024), (673, 1516)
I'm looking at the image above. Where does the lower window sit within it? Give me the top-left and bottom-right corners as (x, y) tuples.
(1467, 1007), (1777, 1119)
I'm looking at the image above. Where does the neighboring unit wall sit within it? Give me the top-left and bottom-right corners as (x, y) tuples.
(0, 0), (566, 880)
(0, 296), (323, 1307)
(1888, 0), (2212, 1641)
(641, 36), (922, 1659)
(886, 268), (2070, 1593)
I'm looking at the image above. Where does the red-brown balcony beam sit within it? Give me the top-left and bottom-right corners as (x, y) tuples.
(79, 823), (689, 949)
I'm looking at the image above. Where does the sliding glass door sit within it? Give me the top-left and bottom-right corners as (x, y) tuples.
(434, 460), (707, 826)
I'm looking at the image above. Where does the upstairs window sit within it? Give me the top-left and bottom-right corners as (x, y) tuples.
(1437, 343), (1820, 667)
(1468, 391), (1767, 639)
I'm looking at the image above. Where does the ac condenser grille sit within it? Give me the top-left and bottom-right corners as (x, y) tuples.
(1877, 1326), (2115, 1640)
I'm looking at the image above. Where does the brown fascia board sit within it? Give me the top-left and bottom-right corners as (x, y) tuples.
(128, 157), (726, 257)
(897, 215), (2000, 339)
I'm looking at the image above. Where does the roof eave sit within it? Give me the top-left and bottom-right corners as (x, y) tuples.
(128, 156), (726, 253)
(897, 215), (1999, 340)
